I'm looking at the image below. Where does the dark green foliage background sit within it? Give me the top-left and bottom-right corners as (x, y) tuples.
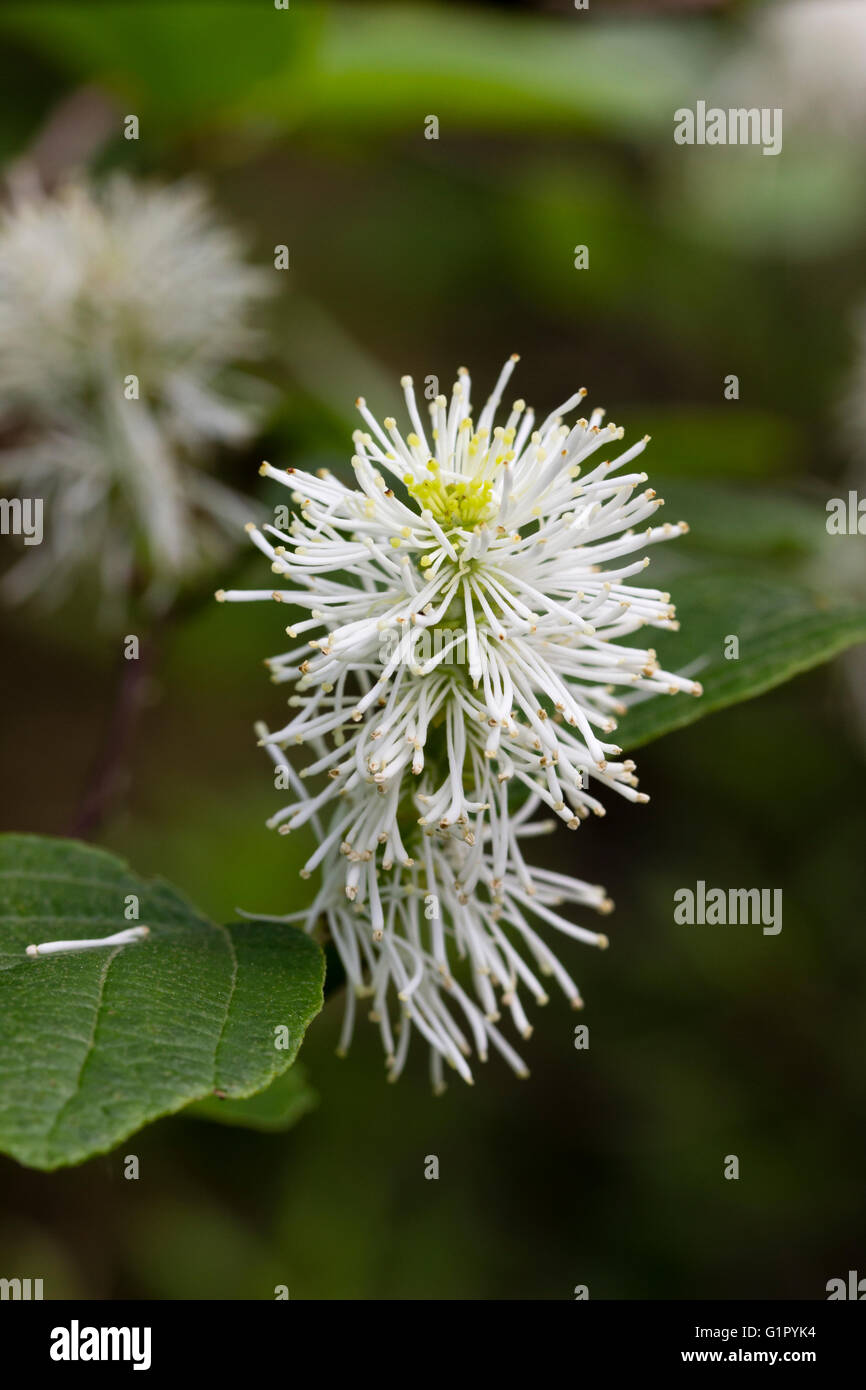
(0, 0), (864, 1297)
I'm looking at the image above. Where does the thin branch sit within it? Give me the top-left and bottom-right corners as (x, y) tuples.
(67, 634), (157, 841)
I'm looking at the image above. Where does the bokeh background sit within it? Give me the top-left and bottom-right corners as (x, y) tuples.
(1, 0), (866, 1299)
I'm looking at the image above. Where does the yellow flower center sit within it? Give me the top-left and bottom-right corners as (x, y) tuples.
(405, 457), (498, 527)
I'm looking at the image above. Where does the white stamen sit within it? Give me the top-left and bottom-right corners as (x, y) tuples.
(26, 926), (150, 958)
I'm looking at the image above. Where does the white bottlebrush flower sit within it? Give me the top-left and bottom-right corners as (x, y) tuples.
(255, 721), (610, 1087)
(0, 174), (271, 611)
(222, 359), (700, 1082)
(222, 357), (699, 851)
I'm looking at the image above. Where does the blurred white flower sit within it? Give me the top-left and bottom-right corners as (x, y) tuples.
(0, 175), (271, 611)
(727, 0), (866, 141)
(224, 360), (699, 1083)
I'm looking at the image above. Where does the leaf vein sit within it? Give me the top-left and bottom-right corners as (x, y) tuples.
(42, 945), (123, 1141)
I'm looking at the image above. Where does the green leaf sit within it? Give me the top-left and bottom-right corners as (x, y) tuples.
(0, 835), (323, 1171)
(184, 1065), (317, 1134)
(616, 481), (866, 749)
(619, 574), (866, 749)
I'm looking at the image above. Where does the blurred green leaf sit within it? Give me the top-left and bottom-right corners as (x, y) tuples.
(124, 1196), (288, 1300)
(247, 6), (709, 137)
(185, 1064), (316, 1133)
(0, 1), (321, 129)
(0, 3), (710, 140)
(664, 148), (866, 259)
(651, 477), (828, 561)
(637, 410), (800, 481)
(0, 835), (324, 1170)
(502, 160), (782, 376)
